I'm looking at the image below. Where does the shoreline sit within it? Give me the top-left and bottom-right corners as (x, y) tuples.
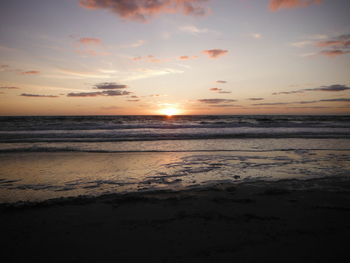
(1, 176), (350, 262)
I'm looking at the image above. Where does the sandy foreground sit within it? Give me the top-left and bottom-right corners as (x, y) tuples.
(1, 177), (350, 263)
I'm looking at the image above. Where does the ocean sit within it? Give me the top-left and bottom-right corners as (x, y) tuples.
(1, 115), (350, 203)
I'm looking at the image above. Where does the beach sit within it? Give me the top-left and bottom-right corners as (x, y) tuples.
(1, 115), (350, 262)
(1, 176), (350, 262)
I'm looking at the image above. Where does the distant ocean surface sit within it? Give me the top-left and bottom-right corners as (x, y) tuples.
(1, 115), (350, 203)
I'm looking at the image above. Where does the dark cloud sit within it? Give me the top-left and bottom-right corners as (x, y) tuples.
(253, 98), (350, 106)
(127, 99), (140, 102)
(248, 98), (264, 101)
(269, 0), (322, 11)
(20, 93), (58, 98)
(253, 102), (291, 106)
(218, 91), (232, 94)
(94, 82), (128, 90)
(198, 99), (237, 104)
(216, 80), (227, 84)
(320, 98), (350, 102)
(79, 0), (209, 22)
(202, 49), (228, 58)
(68, 90), (131, 97)
(273, 84), (350, 95)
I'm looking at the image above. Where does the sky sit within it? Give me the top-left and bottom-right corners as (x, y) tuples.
(0, 0), (350, 115)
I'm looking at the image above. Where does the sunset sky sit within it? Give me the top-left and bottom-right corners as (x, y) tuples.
(0, 0), (350, 115)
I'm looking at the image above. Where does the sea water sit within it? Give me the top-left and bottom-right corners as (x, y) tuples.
(1, 115), (350, 203)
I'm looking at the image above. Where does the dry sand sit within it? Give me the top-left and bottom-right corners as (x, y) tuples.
(1, 177), (350, 262)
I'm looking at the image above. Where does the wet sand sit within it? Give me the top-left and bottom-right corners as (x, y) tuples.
(1, 177), (350, 262)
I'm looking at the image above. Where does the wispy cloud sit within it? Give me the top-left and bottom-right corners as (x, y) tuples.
(20, 70), (40, 75)
(20, 93), (58, 98)
(209, 88), (231, 94)
(67, 90), (131, 97)
(79, 0), (209, 22)
(198, 99), (237, 104)
(79, 37), (102, 45)
(179, 25), (208, 35)
(216, 80), (227, 84)
(316, 34), (350, 57)
(253, 98), (350, 106)
(202, 49), (228, 58)
(0, 86), (20, 89)
(132, 55), (163, 63)
(273, 84), (350, 95)
(248, 98), (264, 101)
(269, 0), (322, 11)
(178, 55), (198, 60)
(293, 33), (350, 57)
(94, 82), (128, 90)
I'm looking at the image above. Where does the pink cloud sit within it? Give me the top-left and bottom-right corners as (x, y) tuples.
(79, 0), (209, 22)
(320, 50), (349, 57)
(79, 37), (102, 45)
(269, 0), (322, 11)
(202, 49), (228, 58)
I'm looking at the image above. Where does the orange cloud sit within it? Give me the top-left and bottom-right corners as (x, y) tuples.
(178, 55), (198, 60)
(269, 0), (322, 11)
(202, 49), (228, 58)
(79, 0), (209, 22)
(79, 37), (102, 45)
(21, 70), (40, 75)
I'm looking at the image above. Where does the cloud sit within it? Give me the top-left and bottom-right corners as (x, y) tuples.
(198, 99), (237, 104)
(79, 0), (209, 22)
(216, 80), (227, 84)
(320, 98), (350, 102)
(178, 55), (198, 60)
(20, 93), (58, 98)
(21, 70), (40, 75)
(132, 55), (164, 63)
(248, 98), (264, 101)
(209, 88), (231, 94)
(209, 104), (241, 108)
(67, 90), (131, 97)
(0, 86), (20, 89)
(315, 34), (350, 57)
(127, 99), (140, 102)
(179, 25), (208, 34)
(75, 37), (109, 56)
(253, 98), (350, 106)
(94, 82), (128, 89)
(202, 49), (228, 58)
(79, 37), (102, 45)
(273, 84), (350, 95)
(320, 50), (349, 57)
(269, 0), (322, 11)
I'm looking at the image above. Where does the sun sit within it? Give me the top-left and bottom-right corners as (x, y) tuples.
(159, 107), (180, 116)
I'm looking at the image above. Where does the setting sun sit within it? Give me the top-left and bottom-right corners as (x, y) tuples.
(159, 107), (180, 116)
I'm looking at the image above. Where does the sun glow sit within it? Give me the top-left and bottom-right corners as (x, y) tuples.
(159, 107), (180, 116)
